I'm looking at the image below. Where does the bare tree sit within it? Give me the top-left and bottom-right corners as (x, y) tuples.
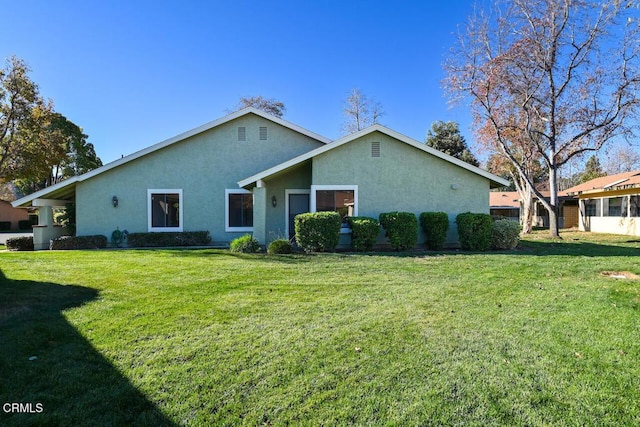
(445, 0), (640, 237)
(605, 143), (640, 173)
(342, 88), (384, 135)
(233, 96), (286, 117)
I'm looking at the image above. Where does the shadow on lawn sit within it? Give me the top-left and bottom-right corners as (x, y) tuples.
(0, 269), (176, 426)
(517, 240), (640, 257)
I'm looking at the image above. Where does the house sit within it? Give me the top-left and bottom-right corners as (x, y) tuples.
(490, 190), (579, 229)
(564, 170), (640, 236)
(489, 192), (521, 221)
(0, 200), (30, 230)
(12, 108), (509, 250)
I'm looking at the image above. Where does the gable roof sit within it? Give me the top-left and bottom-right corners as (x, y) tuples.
(13, 108), (330, 208)
(564, 170), (640, 196)
(239, 124), (510, 188)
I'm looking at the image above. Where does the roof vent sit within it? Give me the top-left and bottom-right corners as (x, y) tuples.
(238, 127), (246, 142)
(259, 126), (268, 141)
(371, 141), (381, 157)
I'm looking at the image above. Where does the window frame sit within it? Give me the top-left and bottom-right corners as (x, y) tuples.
(148, 189), (183, 232)
(310, 185), (358, 233)
(225, 189), (254, 232)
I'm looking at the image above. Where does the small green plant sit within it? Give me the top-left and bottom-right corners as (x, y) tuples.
(267, 238), (293, 255)
(419, 212), (450, 250)
(456, 212), (493, 251)
(492, 219), (521, 250)
(294, 212), (341, 252)
(230, 234), (261, 253)
(349, 217), (380, 251)
(379, 212), (418, 251)
(111, 228), (129, 248)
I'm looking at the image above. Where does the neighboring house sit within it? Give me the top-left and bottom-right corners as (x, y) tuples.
(490, 190), (579, 229)
(12, 108), (509, 250)
(0, 199), (30, 230)
(490, 192), (520, 221)
(564, 170), (640, 236)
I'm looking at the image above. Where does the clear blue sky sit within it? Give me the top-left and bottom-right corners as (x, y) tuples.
(1, 1), (480, 164)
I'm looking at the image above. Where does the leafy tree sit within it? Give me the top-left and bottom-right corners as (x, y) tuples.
(445, 0), (640, 237)
(14, 114), (102, 195)
(342, 88), (384, 135)
(234, 96), (286, 117)
(0, 56), (56, 182)
(425, 121), (479, 166)
(580, 155), (606, 183)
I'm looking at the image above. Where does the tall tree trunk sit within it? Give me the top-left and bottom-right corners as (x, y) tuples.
(520, 185), (534, 234)
(548, 163), (560, 238)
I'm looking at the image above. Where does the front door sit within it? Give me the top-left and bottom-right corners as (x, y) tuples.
(287, 191), (310, 239)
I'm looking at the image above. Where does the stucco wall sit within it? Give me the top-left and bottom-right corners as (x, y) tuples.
(0, 200), (29, 229)
(311, 132), (491, 245)
(76, 114), (324, 242)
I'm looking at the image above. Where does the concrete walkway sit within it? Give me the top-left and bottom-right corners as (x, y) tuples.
(0, 232), (33, 244)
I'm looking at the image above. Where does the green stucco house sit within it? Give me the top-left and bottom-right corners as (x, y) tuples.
(13, 108), (508, 249)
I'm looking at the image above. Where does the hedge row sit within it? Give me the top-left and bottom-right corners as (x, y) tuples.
(6, 236), (34, 251)
(379, 212), (418, 251)
(294, 212), (341, 252)
(127, 231), (211, 247)
(50, 235), (108, 250)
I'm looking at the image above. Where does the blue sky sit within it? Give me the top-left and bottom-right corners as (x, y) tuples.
(2, 1), (479, 164)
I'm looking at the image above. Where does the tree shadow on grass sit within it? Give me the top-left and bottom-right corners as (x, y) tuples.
(0, 269), (176, 426)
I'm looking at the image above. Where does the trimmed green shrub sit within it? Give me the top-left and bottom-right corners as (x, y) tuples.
(349, 216), (380, 251)
(267, 238), (293, 255)
(0, 221), (10, 231)
(230, 234), (261, 253)
(456, 212), (493, 251)
(379, 212), (418, 251)
(419, 212), (449, 250)
(6, 236), (34, 251)
(492, 219), (521, 250)
(127, 231), (211, 247)
(50, 235), (108, 250)
(294, 211), (341, 252)
(18, 220), (33, 230)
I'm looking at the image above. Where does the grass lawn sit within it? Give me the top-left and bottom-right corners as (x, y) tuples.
(1, 230), (639, 425)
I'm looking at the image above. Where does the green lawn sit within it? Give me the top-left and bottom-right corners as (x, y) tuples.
(1, 230), (639, 426)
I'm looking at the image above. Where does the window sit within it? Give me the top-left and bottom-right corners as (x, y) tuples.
(311, 185), (358, 228)
(238, 126), (246, 142)
(605, 197), (625, 217)
(259, 126), (268, 141)
(148, 190), (182, 231)
(631, 196), (640, 217)
(584, 199), (600, 217)
(226, 189), (253, 231)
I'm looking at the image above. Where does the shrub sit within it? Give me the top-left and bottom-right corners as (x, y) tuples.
(294, 212), (341, 252)
(127, 231), (211, 247)
(6, 236), (34, 251)
(50, 235), (108, 250)
(18, 220), (33, 230)
(379, 212), (418, 251)
(0, 221), (10, 231)
(419, 212), (449, 250)
(456, 212), (493, 251)
(230, 234), (261, 253)
(267, 238), (293, 255)
(349, 216), (380, 251)
(492, 219), (521, 250)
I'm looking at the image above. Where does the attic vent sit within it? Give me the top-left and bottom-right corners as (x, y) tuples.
(259, 126), (268, 141)
(238, 126), (246, 142)
(371, 141), (381, 157)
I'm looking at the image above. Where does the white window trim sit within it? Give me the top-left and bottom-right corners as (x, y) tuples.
(310, 185), (358, 233)
(225, 189), (254, 232)
(285, 189), (311, 238)
(148, 189), (183, 232)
